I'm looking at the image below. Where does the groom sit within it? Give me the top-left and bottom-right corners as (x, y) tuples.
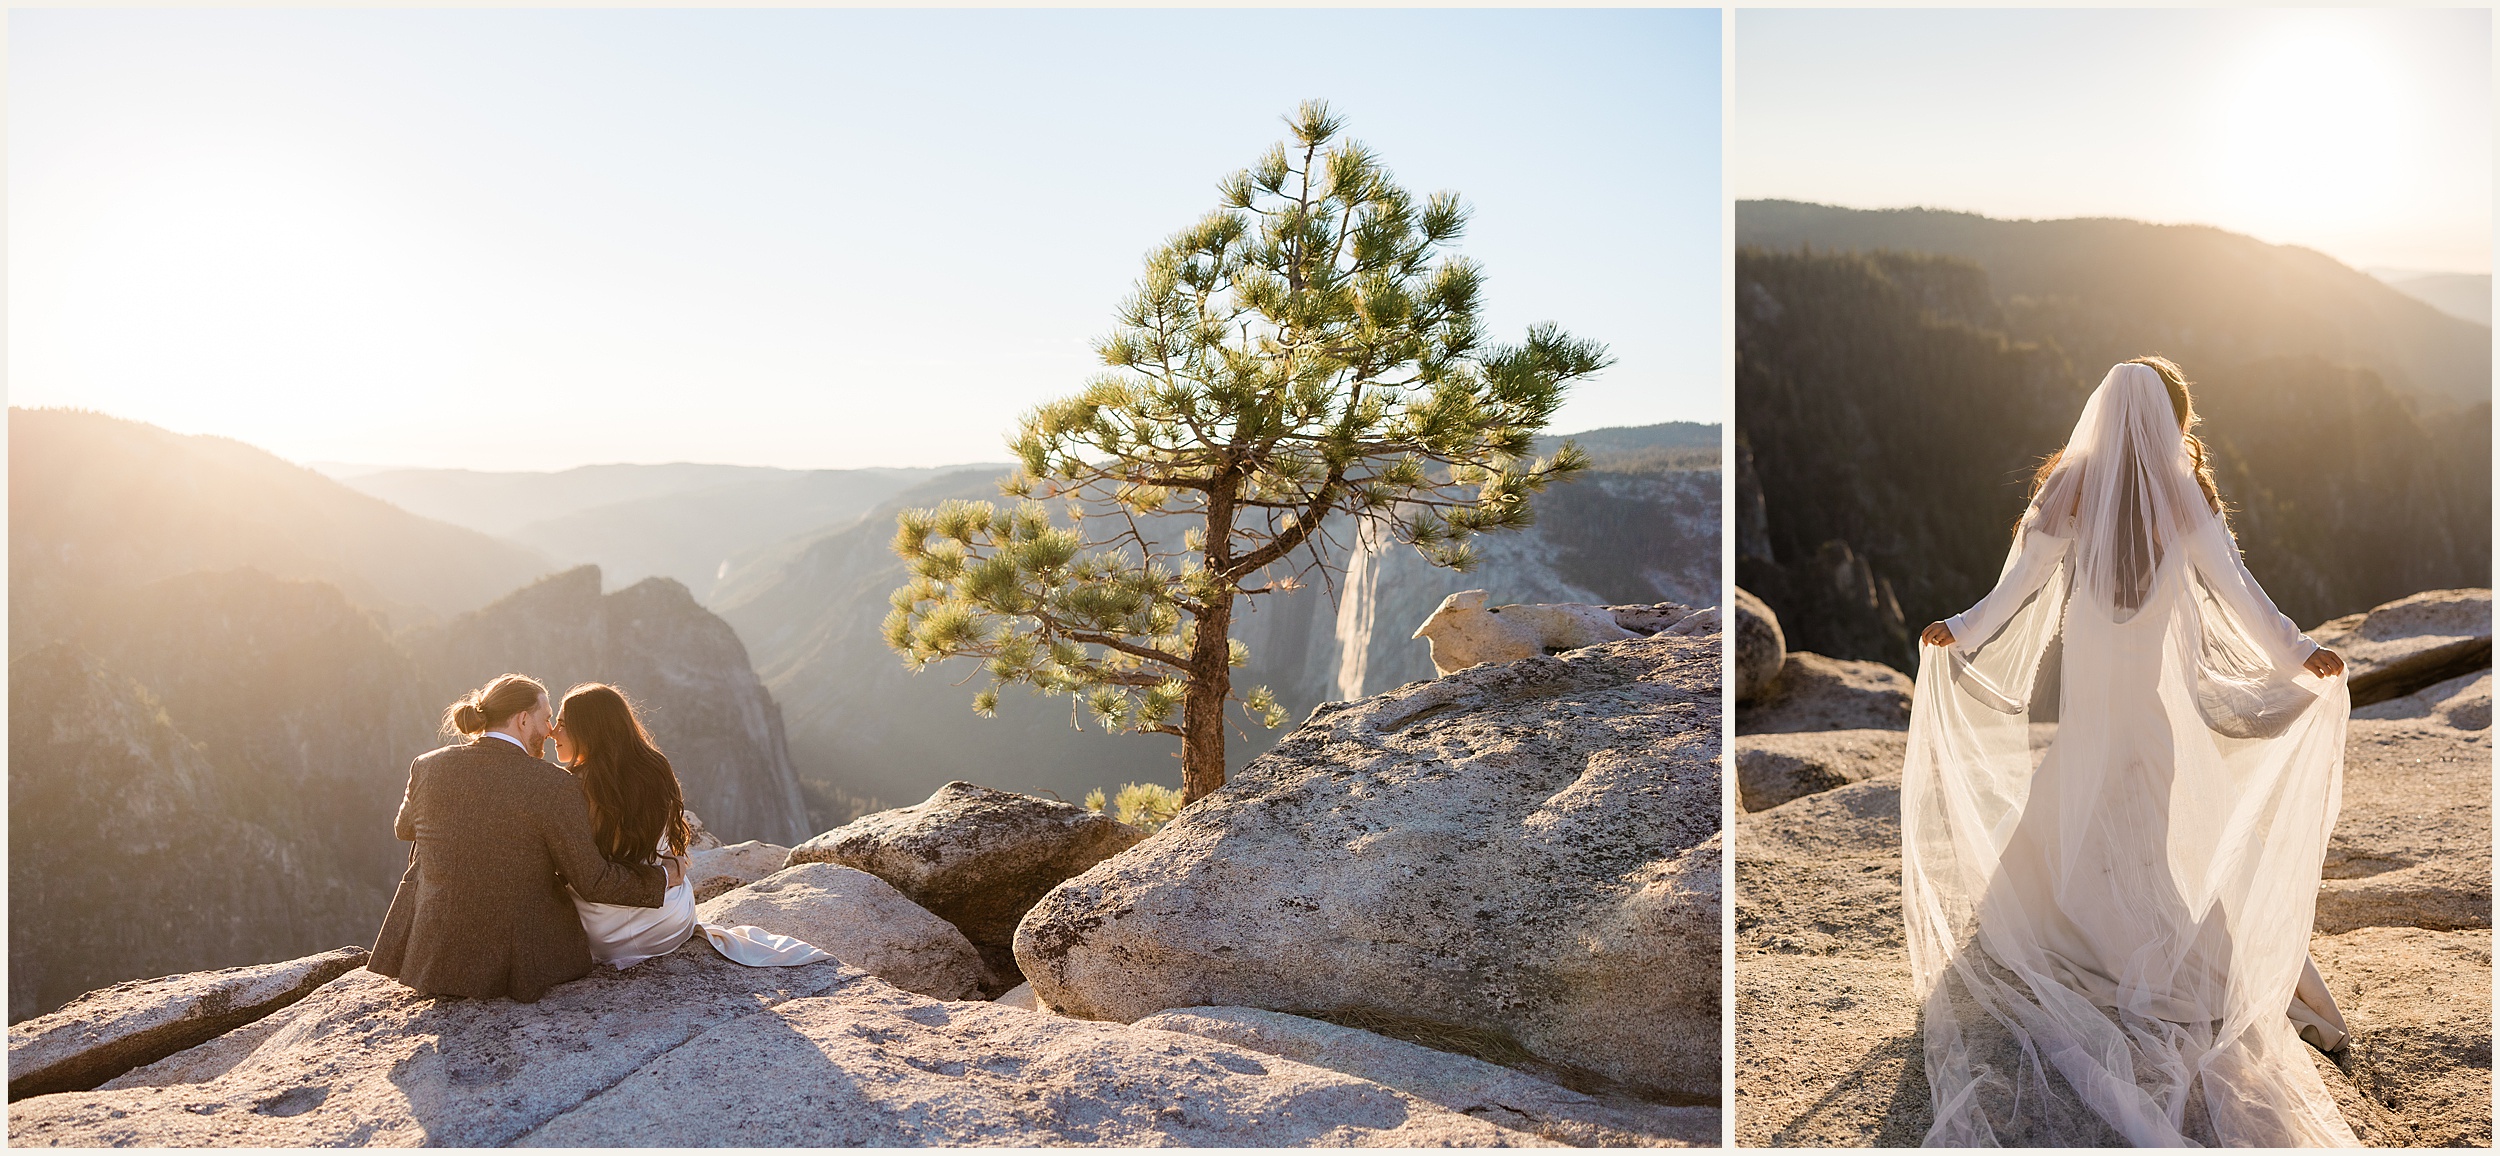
(369, 673), (680, 1003)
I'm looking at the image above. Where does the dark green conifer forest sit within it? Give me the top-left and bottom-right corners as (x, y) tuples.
(1736, 208), (2492, 670)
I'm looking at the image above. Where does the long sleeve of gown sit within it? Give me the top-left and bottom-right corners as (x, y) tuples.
(2185, 513), (2318, 669)
(1945, 526), (2073, 652)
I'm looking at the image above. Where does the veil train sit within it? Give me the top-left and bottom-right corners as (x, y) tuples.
(1902, 362), (2356, 1147)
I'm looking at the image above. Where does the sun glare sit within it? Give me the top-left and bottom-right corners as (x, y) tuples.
(76, 151), (460, 356)
(2202, 20), (2421, 240)
(30, 138), (505, 454)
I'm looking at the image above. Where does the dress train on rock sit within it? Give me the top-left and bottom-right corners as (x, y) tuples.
(574, 879), (832, 970)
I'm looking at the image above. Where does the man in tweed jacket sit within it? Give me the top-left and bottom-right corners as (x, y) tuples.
(370, 678), (672, 1003)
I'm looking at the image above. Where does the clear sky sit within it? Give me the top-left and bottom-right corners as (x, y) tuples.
(12, 9), (1722, 473)
(1736, 8), (2492, 276)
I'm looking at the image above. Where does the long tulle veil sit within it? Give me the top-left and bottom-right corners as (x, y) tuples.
(1901, 363), (2356, 1146)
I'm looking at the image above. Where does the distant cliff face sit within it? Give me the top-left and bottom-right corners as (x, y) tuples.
(1309, 466), (1721, 701)
(72, 571), (440, 893)
(716, 433), (1721, 813)
(11, 570), (445, 1021)
(7, 646), (324, 1022)
(410, 567), (813, 846)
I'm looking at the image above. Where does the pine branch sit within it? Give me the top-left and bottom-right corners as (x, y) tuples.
(1030, 610), (1191, 671)
(1225, 470), (1346, 580)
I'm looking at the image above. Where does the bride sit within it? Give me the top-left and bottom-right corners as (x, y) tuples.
(554, 682), (832, 970)
(1905, 358), (2357, 1146)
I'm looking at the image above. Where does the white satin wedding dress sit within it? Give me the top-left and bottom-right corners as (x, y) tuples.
(1902, 363), (2357, 1146)
(571, 849), (832, 970)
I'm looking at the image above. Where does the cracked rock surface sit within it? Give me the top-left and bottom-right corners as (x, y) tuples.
(10, 945), (1548, 1147)
(2309, 588), (2492, 707)
(1139, 1006), (1720, 1147)
(686, 840), (790, 903)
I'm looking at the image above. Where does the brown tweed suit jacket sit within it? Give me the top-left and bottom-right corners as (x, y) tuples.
(368, 736), (666, 1003)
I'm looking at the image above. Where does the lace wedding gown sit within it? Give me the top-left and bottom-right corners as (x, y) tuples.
(1902, 363), (2357, 1146)
(572, 851), (833, 970)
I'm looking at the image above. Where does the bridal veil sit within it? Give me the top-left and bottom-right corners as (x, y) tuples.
(1902, 362), (2357, 1146)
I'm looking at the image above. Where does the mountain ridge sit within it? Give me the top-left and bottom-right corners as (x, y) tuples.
(1735, 200), (2492, 409)
(9, 408), (557, 638)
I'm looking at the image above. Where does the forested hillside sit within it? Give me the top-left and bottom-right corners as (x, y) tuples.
(1737, 242), (2490, 669)
(1737, 201), (2492, 409)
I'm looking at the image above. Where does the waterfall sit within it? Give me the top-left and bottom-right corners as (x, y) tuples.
(1332, 523), (1387, 702)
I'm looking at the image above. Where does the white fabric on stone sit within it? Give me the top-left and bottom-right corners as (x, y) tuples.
(574, 851), (833, 971)
(1903, 362), (2356, 1146)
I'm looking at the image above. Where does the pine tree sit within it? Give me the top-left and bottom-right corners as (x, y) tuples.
(886, 101), (1608, 804)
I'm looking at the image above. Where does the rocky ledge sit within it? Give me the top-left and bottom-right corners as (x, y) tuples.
(1730, 586), (2493, 1147)
(1015, 631), (1724, 1105)
(12, 621), (1720, 1147)
(15, 947), (1567, 1147)
(7, 948), (370, 1101)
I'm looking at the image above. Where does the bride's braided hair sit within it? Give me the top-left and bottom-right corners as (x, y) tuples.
(2027, 355), (2227, 533)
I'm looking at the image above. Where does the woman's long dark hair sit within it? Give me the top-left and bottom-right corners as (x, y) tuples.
(557, 683), (691, 866)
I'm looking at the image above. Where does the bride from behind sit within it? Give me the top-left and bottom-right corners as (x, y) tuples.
(1905, 358), (2355, 1146)
(555, 683), (832, 969)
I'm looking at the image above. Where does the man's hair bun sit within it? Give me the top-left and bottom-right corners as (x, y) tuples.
(441, 674), (547, 738)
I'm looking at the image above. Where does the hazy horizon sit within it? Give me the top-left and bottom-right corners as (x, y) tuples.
(305, 416), (1721, 477)
(13, 9), (1722, 473)
(7, 401), (1715, 480)
(1735, 8), (2492, 276)
(1737, 195), (2495, 290)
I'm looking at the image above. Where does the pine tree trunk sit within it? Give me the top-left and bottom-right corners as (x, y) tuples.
(1182, 468), (1241, 806)
(1179, 594), (1233, 805)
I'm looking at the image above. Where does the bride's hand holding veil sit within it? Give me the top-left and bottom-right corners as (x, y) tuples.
(1920, 621), (1955, 647)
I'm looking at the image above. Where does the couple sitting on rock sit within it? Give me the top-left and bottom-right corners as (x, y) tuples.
(369, 674), (829, 1003)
